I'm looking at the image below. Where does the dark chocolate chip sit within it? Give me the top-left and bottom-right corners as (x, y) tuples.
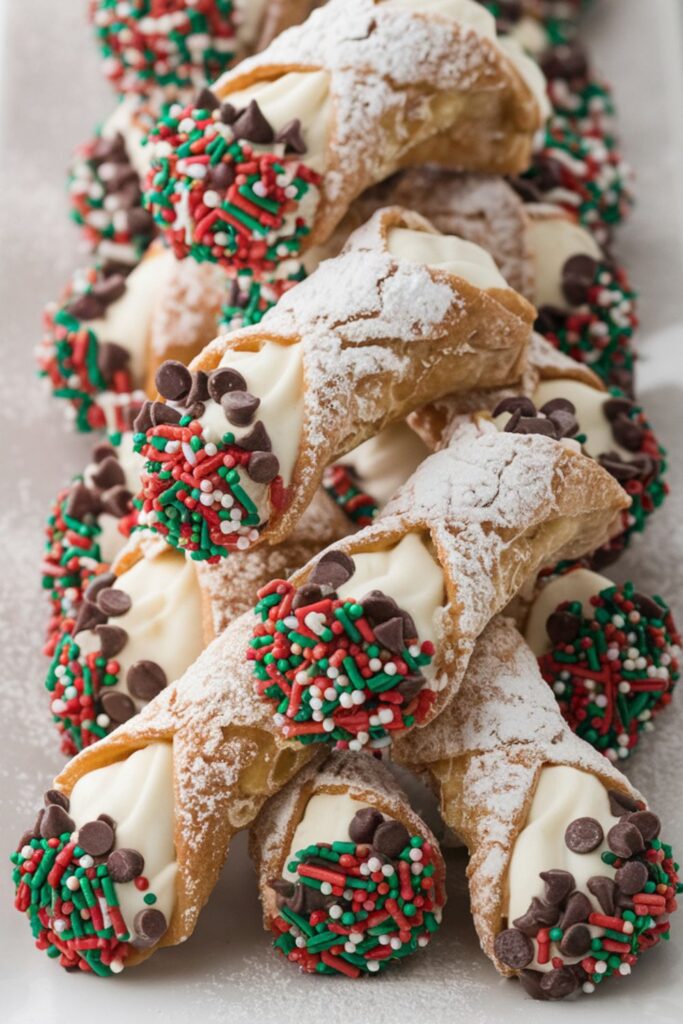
(84, 572), (117, 601)
(44, 789), (70, 811)
(98, 341), (131, 384)
(558, 891), (592, 930)
(98, 813), (117, 830)
(607, 821), (645, 858)
(195, 86), (219, 111)
(92, 441), (117, 464)
(133, 908), (167, 947)
(513, 897), (559, 935)
(598, 452), (642, 482)
(603, 397), (634, 422)
(373, 616), (405, 655)
(74, 599), (108, 636)
(625, 810), (661, 841)
(565, 817), (604, 854)
(269, 877), (295, 901)
(493, 396), (537, 419)
(238, 421), (272, 452)
(540, 869), (575, 906)
(78, 819), (115, 857)
(546, 408), (578, 438)
(396, 674), (425, 703)
(540, 43), (589, 82)
(127, 207), (155, 235)
(100, 690), (136, 724)
(348, 807), (384, 844)
(126, 660), (167, 701)
(96, 587), (132, 617)
(65, 482), (100, 521)
(247, 451), (280, 484)
(587, 875), (617, 915)
(615, 860), (649, 895)
(361, 590), (398, 624)
(518, 969), (549, 1001)
(220, 103), (238, 124)
(107, 847), (144, 883)
(231, 100), (274, 144)
(208, 161), (235, 190)
(91, 274), (127, 307)
(222, 389), (260, 426)
(631, 593), (664, 621)
(274, 118), (307, 154)
(291, 582), (326, 611)
(40, 804), (75, 840)
(208, 367), (248, 403)
(17, 830), (36, 852)
(309, 550), (355, 590)
(559, 922), (591, 958)
(67, 293), (105, 321)
(372, 820), (410, 859)
(90, 455), (126, 492)
(608, 790), (639, 817)
(100, 484), (133, 519)
(186, 370), (210, 405)
(540, 397), (576, 417)
(510, 416), (557, 438)
(150, 401), (182, 427)
(539, 966), (578, 1000)
(612, 417), (644, 452)
(133, 401), (154, 434)
(562, 254), (598, 306)
(546, 610), (581, 645)
(155, 360), (192, 402)
(494, 928), (534, 969)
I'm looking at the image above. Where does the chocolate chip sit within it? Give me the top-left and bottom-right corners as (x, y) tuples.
(494, 928), (534, 969)
(518, 969), (549, 1001)
(92, 441), (117, 464)
(510, 416), (558, 438)
(231, 100), (274, 144)
(546, 408), (579, 438)
(127, 207), (155, 235)
(608, 790), (639, 817)
(540, 869), (575, 906)
(65, 482), (100, 521)
(607, 821), (645, 858)
(238, 421), (272, 452)
(44, 789), (70, 811)
(285, 881), (329, 915)
(291, 582), (326, 611)
(78, 819), (115, 857)
(269, 877), (295, 901)
(221, 390), (260, 426)
(101, 484), (133, 518)
(493, 396), (537, 419)
(150, 401), (182, 427)
(372, 820), (410, 859)
(98, 341), (131, 384)
(126, 660), (167, 701)
(626, 810), (661, 841)
(247, 451), (279, 484)
(74, 599), (108, 636)
(155, 360), (192, 402)
(540, 966), (578, 1000)
(603, 397), (634, 422)
(133, 401), (154, 434)
(309, 550), (355, 590)
(67, 293), (105, 321)
(186, 370), (210, 405)
(535, 304), (566, 336)
(562, 254), (598, 306)
(98, 813), (116, 830)
(91, 274), (127, 307)
(361, 590), (398, 624)
(133, 908), (167, 947)
(565, 817), (604, 854)
(17, 830), (36, 852)
(107, 847), (144, 883)
(598, 452), (642, 482)
(100, 690), (136, 724)
(546, 610), (581, 645)
(84, 573), (117, 601)
(615, 860), (649, 895)
(96, 587), (132, 617)
(220, 103), (237, 125)
(540, 43), (589, 82)
(274, 118), (306, 154)
(631, 593), (664, 621)
(349, 808), (384, 844)
(559, 922), (591, 958)
(396, 674), (424, 703)
(612, 417), (644, 452)
(373, 616), (405, 655)
(90, 455), (126, 491)
(195, 86), (219, 111)
(208, 161), (235, 190)
(41, 804), (75, 840)
(587, 876), (617, 915)
(207, 367), (247, 403)
(558, 891), (592, 930)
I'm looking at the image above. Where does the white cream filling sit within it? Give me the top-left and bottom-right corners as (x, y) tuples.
(525, 568), (613, 657)
(77, 547), (205, 710)
(339, 422), (429, 507)
(506, 765), (618, 972)
(336, 533), (445, 661)
(68, 742), (177, 944)
(527, 207), (603, 310)
(81, 247), (176, 386)
(199, 339), (304, 502)
(388, 0), (550, 118)
(533, 379), (628, 461)
(284, 793), (373, 882)
(387, 226), (510, 290)
(226, 70), (332, 174)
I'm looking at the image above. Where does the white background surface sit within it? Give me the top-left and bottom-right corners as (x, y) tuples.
(0, 2), (682, 1022)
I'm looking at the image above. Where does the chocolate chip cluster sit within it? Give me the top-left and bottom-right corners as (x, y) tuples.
(65, 440), (135, 524)
(195, 86), (307, 162)
(493, 395), (580, 441)
(79, 130), (155, 248)
(597, 396), (655, 482)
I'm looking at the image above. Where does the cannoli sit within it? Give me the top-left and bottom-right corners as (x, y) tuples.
(47, 488), (350, 756)
(133, 206), (536, 560)
(88, 0), (319, 99)
(523, 567), (680, 761)
(396, 615), (681, 1000)
(12, 413), (623, 974)
(42, 433), (143, 656)
(143, 0), (547, 273)
(250, 752), (446, 976)
(37, 242), (229, 431)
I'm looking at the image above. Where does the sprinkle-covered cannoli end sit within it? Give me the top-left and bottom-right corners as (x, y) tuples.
(249, 550), (437, 750)
(269, 805), (445, 976)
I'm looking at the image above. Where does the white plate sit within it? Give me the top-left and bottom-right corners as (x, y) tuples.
(0, 2), (682, 1022)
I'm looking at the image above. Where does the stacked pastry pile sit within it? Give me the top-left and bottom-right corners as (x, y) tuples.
(15, 0), (680, 1001)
